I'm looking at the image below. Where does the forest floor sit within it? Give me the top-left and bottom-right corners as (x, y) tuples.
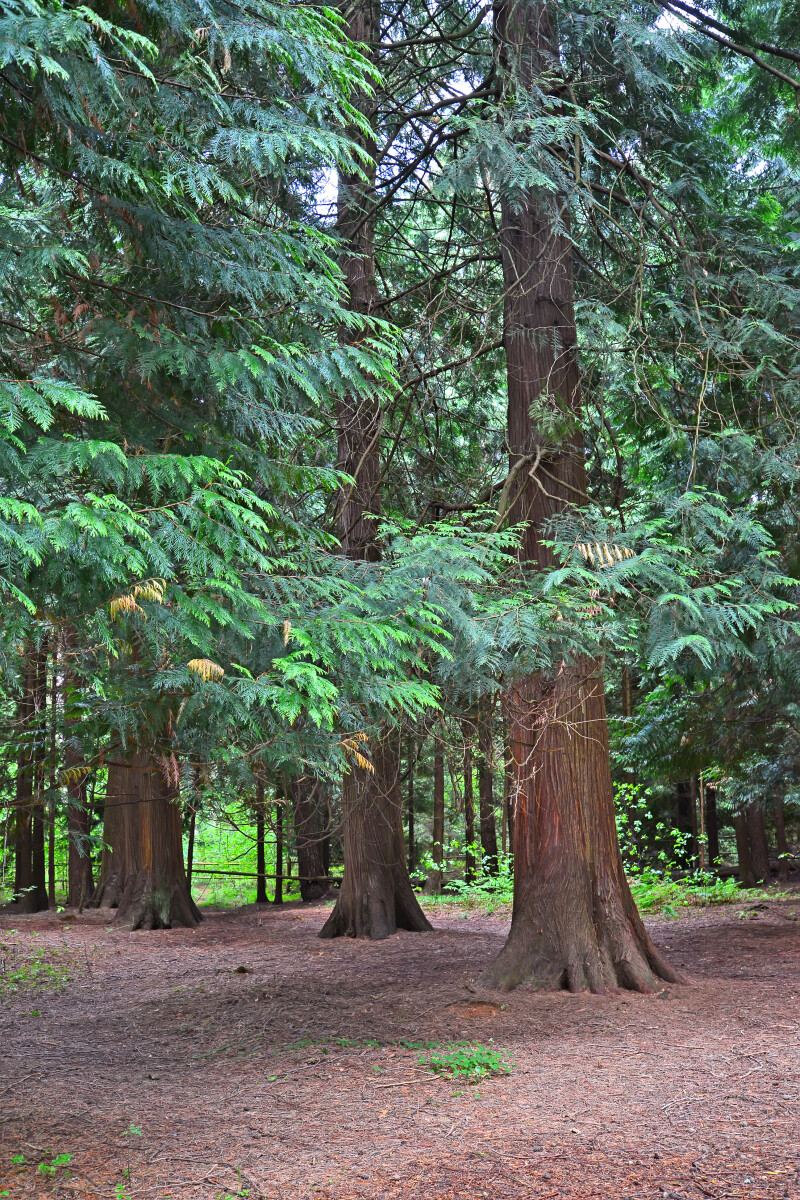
(1, 894), (799, 1200)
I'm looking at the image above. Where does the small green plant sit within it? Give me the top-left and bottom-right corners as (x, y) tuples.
(30, 1152), (72, 1177)
(11, 1155), (25, 1165)
(418, 1042), (512, 1083)
(124, 1123), (143, 1136)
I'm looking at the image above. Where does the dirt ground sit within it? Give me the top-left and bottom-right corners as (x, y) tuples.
(1, 895), (799, 1200)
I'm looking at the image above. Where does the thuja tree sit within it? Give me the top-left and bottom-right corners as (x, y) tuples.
(320, 0), (432, 939)
(0, 0), (450, 925)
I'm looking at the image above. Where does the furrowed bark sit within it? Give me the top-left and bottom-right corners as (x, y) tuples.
(92, 751), (200, 928)
(746, 802), (770, 883)
(733, 810), (756, 889)
(481, 0), (678, 993)
(320, 741), (431, 939)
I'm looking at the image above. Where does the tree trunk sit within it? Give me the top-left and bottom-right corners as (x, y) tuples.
(292, 775), (328, 900)
(16, 644), (49, 913)
(63, 628), (94, 908)
(273, 795), (283, 906)
(478, 704), (499, 874)
(746, 802), (770, 883)
(481, 0), (678, 992)
(320, 741), (432, 938)
(323, 0), (430, 938)
(689, 776), (699, 870)
(255, 779), (268, 904)
(47, 657), (57, 908)
(92, 751), (200, 928)
(503, 720), (514, 854)
(112, 752), (201, 929)
(186, 807), (196, 891)
(705, 785), (720, 872)
(407, 736), (416, 874)
(90, 759), (131, 908)
(462, 727), (477, 883)
(13, 665), (33, 905)
(775, 793), (789, 883)
(424, 734), (445, 894)
(676, 779), (694, 868)
(28, 642), (50, 911)
(733, 810), (756, 888)
(66, 749), (93, 908)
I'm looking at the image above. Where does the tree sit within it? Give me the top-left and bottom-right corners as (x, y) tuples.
(320, 0), (431, 940)
(479, 1), (679, 992)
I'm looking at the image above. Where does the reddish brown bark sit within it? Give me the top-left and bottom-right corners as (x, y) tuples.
(322, 0), (429, 940)
(481, 1), (678, 992)
(92, 751), (200, 929)
(746, 802), (770, 883)
(320, 742), (431, 939)
(733, 810), (756, 888)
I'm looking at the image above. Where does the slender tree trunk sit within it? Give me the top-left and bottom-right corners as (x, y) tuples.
(775, 794), (789, 883)
(424, 734), (445, 894)
(676, 779), (694, 868)
(322, 0), (430, 939)
(746, 802), (770, 883)
(478, 704), (499, 875)
(462, 726), (477, 883)
(13, 656), (35, 906)
(63, 630), (94, 908)
(407, 736), (416, 874)
(29, 643), (49, 910)
(292, 775), (328, 900)
(481, 0), (678, 992)
(255, 779), (268, 904)
(733, 810), (756, 888)
(503, 720), (514, 854)
(273, 795), (283, 906)
(690, 776), (699, 870)
(90, 761), (128, 908)
(47, 655), (57, 908)
(186, 807), (196, 891)
(706, 784), (720, 870)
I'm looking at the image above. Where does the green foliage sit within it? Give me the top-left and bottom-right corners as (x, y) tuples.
(418, 1043), (513, 1083)
(0, 939), (73, 995)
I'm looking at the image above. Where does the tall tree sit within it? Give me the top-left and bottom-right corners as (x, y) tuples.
(321, 0), (430, 940)
(481, 1), (678, 992)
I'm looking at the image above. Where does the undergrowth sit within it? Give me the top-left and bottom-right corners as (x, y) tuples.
(0, 936), (74, 995)
(418, 1042), (513, 1082)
